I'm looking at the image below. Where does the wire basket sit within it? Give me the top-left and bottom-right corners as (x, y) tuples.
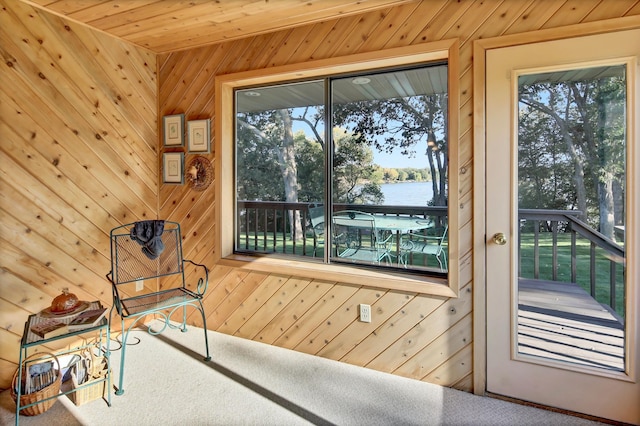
(11, 352), (61, 416)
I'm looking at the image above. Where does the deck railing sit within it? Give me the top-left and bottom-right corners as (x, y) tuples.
(236, 200), (447, 258)
(236, 202), (625, 316)
(518, 209), (625, 317)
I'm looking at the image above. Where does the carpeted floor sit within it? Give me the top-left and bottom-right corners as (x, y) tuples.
(1, 321), (606, 426)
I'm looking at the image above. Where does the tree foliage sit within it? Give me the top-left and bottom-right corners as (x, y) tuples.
(332, 130), (384, 204)
(518, 68), (626, 238)
(332, 92), (448, 206)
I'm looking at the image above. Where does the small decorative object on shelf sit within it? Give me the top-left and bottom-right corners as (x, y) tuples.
(38, 288), (90, 320)
(185, 155), (213, 191)
(51, 288), (79, 313)
(29, 318), (68, 339)
(68, 308), (108, 331)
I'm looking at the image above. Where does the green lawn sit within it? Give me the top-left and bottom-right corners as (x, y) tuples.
(519, 233), (625, 318)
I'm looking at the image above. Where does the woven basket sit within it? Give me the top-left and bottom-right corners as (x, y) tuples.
(10, 352), (61, 416)
(69, 357), (109, 406)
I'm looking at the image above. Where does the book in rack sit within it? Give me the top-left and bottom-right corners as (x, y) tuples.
(29, 318), (69, 339)
(67, 308), (108, 331)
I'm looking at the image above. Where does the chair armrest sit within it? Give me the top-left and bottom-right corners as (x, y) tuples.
(183, 259), (209, 296)
(378, 231), (394, 244)
(106, 271), (124, 316)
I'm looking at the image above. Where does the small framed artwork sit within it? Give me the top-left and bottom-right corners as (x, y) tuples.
(187, 119), (211, 153)
(163, 152), (184, 184)
(163, 114), (184, 146)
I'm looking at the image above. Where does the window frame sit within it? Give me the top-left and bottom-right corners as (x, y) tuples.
(216, 40), (460, 297)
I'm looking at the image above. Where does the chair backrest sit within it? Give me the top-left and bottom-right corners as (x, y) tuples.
(308, 203), (325, 237)
(108, 221), (183, 286)
(332, 210), (377, 247)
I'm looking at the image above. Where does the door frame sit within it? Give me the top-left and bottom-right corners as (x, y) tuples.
(472, 15), (640, 405)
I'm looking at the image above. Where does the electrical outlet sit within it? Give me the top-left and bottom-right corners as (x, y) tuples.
(136, 279), (144, 292)
(359, 304), (371, 323)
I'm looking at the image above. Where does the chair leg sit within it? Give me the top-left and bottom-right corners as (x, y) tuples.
(436, 251), (447, 271)
(198, 300), (211, 362)
(180, 305), (188, 332)
(115, 316), (127, 395)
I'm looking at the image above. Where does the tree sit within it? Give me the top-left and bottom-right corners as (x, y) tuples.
(332, 129), (384, 204)
(384, 168), (399, 182)
(332, 92), (448, 206)
(294, 131), (324, 202)
(519, 69), (626, 238)
(237, 109), (303, 239)
(237, 107), (386, 241)
(518, 97), (575, 212)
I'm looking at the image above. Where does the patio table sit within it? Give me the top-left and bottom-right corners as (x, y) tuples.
(332, 213), (433, 264)
(333, 213), (432, 233)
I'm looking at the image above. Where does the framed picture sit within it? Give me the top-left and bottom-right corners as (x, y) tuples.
(163, 152), (184, 184)
(163, 114), (184, 146)
(187, 119), (211, 153)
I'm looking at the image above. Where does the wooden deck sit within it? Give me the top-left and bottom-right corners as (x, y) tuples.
(518, 279), (625, 372)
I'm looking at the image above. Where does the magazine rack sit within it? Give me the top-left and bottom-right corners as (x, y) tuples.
(106, 221), (211, 395)
(15, 302), (111, 425)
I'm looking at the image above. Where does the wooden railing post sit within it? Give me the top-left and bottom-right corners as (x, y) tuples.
(571, 227), (577, 283)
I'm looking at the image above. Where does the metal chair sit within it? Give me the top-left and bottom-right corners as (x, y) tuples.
(332, 210), (392, 264)
(106, 220), (211, 395)
(308, 203), (325, 257)
(400, 224), (448, 271)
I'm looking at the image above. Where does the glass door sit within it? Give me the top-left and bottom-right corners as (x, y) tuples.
(485, 29), (639, 424)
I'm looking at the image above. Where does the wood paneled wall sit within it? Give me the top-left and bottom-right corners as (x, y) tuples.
(158, 0), (639, 393)
(1, 0), (638, 394)
(0, 0), (157, 389)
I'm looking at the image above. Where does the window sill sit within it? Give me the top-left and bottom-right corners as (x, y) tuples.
(218, 254), (456, 298)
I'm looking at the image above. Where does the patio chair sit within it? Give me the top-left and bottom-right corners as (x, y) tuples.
(106, 220), (211, 395)
(400, 224), (448, 271)
(332, 210), (392, 264)
(308, 203), (325, 257)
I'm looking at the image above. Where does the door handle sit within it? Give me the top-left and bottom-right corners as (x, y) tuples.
(492, 232), (507, 245)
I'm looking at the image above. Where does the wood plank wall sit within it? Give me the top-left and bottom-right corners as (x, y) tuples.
(0, 0), (157, 389)
(1, 0), (638, 394)
(158, 0), (640, 394)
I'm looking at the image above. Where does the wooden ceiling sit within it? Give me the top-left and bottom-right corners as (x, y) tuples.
(23, 0), (417, 54)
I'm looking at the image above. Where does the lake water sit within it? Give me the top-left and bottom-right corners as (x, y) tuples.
(380, 181), (434, 206)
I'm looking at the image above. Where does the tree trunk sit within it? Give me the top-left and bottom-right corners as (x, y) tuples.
(598, 176), (615, 238)
(237, 112), (302, 241)
(277, 110), (303, 241)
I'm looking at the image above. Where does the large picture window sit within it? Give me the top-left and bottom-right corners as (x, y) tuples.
(235, 63), (449, 276)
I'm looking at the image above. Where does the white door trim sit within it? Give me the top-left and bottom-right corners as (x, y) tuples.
(472, 15), (640, 401)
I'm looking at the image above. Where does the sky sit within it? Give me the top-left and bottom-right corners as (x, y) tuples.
(291, 113), (432, 170)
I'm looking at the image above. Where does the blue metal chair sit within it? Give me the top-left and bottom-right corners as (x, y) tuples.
(106, 221), (211, 395)
(308, 203), (325, 257)
(332, 210), (392, 264)
(400, 224), (448, 271)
